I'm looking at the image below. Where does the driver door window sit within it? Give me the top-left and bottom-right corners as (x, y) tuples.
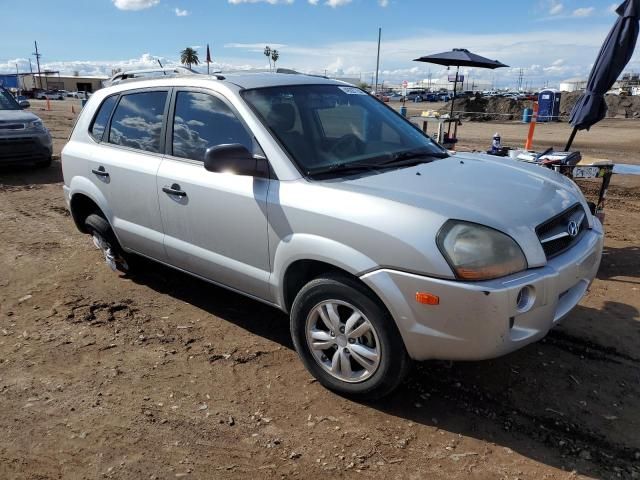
(171, 91), (253, 162)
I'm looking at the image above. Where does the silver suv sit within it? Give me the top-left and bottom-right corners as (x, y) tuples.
(62, 73), (603, 398)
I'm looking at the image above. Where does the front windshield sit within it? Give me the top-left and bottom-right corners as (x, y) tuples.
(0, 88), (20, 110)
(242, 84), (447, 175)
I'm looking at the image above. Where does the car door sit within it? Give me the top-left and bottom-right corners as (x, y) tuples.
(88, 88), (170, 261)
(157, 88), (271, 300)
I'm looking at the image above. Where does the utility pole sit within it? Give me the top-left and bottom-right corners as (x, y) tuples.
(33, 41), (43, 90)
(15, 63), (20, 95)
(374, 27), (381, 95)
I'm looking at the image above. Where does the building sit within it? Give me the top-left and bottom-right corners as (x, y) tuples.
(559, 78), (587, 92)
(20, 73), (108, 93)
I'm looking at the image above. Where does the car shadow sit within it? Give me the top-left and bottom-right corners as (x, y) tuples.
(598, 245), (640, 283)
(0, 159), (63, 187)
(125, 257), (638, 480)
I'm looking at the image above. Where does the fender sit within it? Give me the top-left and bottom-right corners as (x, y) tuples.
(270, 233), (379, 308)
(68, 176), (124, 244)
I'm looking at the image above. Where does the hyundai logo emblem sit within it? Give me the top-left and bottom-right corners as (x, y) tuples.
(567, 220), (580, 238)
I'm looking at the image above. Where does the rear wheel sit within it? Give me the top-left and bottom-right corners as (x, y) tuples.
(84, 213), (133, 274)
(290, 274), (411, 399)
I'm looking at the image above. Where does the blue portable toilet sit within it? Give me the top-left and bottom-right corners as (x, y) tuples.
(537, 89), (561, 122)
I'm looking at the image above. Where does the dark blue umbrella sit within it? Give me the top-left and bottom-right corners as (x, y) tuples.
(566, 0), (640, 150)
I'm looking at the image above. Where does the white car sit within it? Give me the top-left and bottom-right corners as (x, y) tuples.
(61, 73), (603, 398)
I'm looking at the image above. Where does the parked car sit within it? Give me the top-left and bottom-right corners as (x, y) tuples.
(438, 93), (452, 102)
(68, 91), (89, 99)
(387, 93), (403, 101)
(35, 90), (65, 100)
(0, 87), (53, 167)
(62, 74), (603, 398)
(404, 89), (427, 102)
(16, 95), (30, 108)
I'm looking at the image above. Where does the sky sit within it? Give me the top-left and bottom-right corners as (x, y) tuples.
(0, 0), (638, 88)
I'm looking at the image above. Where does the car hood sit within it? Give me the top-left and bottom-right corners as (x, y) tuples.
(327, 152), (589, 266)
(0, 109), (40, 123)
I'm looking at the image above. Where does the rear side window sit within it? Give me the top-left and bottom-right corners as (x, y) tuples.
(108, 91), (167, 153)
(172, 91), (252, 161)
(89, 95), (118, 141)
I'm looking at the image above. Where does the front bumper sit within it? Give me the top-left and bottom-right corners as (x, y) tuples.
(361, 219), (604, 361)
(0, 131), (53, 165)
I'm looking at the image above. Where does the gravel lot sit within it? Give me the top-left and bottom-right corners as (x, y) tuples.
(1, 99), (639, 479)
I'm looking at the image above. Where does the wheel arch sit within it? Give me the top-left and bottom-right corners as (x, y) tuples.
(273, 234), (382, 313)
(68, 177), (113, 234)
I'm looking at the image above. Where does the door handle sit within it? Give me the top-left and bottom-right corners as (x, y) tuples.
(162, 183), (187, 197)
(91, 166), (109, 177)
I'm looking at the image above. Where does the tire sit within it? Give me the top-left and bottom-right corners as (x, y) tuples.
(290, 273), (411, 399)
(84, 213), (134, 274)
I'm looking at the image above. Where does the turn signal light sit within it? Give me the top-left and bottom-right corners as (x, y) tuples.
(415, 292), (440, 305)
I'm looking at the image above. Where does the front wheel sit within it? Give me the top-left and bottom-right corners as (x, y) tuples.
(290, 274), (411, 399)
(84, 213), (134, 274)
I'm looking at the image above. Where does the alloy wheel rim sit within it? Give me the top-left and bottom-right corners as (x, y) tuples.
(305, 300), (381, 383)
(91, 234), (128, 272)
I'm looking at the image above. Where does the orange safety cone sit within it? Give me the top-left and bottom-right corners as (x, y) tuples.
(524, 102), (538, 151)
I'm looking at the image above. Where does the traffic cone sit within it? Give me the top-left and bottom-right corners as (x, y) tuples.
(46, 98), (51, 111)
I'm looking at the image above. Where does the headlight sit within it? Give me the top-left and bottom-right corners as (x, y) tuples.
(437, 220), (527, 281)
(28, 120), (45, 130)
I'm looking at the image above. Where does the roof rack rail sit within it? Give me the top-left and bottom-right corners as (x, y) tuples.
(103, 66), (208, 87)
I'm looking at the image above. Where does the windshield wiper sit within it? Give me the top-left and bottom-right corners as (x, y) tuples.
(307, 161), (380, 177)
(376, 148), (449, 166)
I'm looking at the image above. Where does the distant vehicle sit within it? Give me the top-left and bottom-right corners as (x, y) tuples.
(405, 90), (427, 102)
(36, 90), (65, 100)
(16, 95), (30, 108)
(0, 87), (52, 167)
(438, 93), (452, 102)
(387, 93), (403, 101)
(425, 93), (439, 102)
(67, 91), (88, 99)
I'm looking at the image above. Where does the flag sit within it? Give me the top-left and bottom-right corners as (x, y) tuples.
(206, 44), (212, 74)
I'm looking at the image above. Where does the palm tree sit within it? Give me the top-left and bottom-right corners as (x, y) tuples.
(264, 46), (272, 72)
(271, 49), (279, 71)
(180, 47), (200, 70)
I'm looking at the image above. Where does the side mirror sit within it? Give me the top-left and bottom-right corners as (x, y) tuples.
(204, 144), (268, 177)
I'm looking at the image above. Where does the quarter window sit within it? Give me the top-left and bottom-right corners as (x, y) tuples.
(172, 91), (252, 162)
(89, 95), (118, 141)
(108, 91), (167, 153)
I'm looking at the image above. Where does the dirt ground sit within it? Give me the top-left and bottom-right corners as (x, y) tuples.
(1, 99), (639, 480)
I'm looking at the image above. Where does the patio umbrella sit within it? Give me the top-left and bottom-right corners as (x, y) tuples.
(565, 0), (640, 150)
(414, 48), (509, 136)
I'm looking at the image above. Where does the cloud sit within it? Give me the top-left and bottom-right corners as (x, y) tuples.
(308, 0), (319, 3)
(4, 26), (637, 89)
(225, 42), (287, 50)
(174, 7), (189, 16)
(378, 0), (389, 6)
(228, 0), (294, 4)
(549, 1), (563, 15)
(325, 0), (351, 6)
(572, 7), (595, 17)
(112, 0), (159, 10)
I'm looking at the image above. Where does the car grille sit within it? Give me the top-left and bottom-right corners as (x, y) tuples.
(0, 121), (26, 130)
(0, 137), (42, 161)
(536, 204), (589, 259)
